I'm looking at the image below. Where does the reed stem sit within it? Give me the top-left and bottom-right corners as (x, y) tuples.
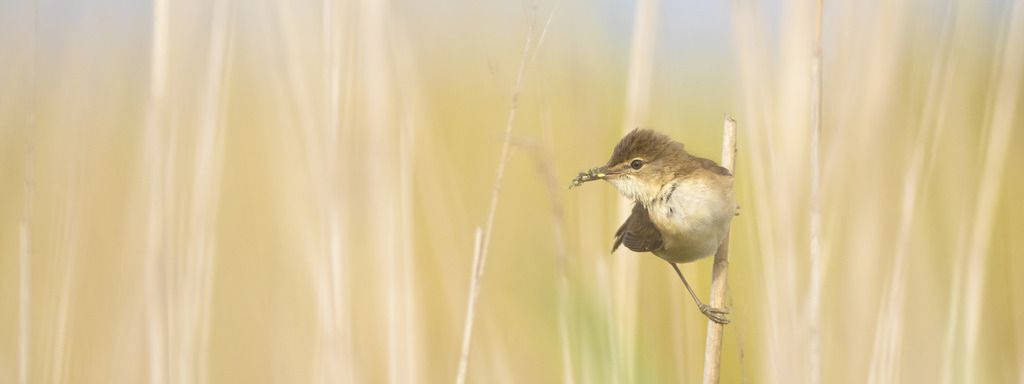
(702, 116), (737, 384)
(454, 7), (556, 383)
(808, 1), (824, 382)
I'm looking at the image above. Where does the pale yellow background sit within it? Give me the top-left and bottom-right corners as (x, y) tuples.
(1, 0), (1023, 383)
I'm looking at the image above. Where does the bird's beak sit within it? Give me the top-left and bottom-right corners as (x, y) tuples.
(569, 165), (619, 189)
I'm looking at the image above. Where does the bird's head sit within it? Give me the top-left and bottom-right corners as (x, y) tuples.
(571, 129), (688, 203)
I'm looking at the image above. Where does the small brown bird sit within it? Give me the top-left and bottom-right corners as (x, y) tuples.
(571, 129), (736, 324)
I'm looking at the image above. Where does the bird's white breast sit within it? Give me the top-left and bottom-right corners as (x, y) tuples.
(647, 177), (735, 263)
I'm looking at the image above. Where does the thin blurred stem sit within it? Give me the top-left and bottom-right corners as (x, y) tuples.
(1015, 232), (1024, 384)
(808, 1), (824, 383)
(454, 6), (556, 383)
(19, 145), (33, 384)
(51, 198), (78, 384)
(702, 116), (737, 384)
(617, 0), (659, 381)
(867, 2), (956, 382)
(19, 1), (37, 381)
(144, 0), (169, 382)
(623, 0), (658, 127)
(959, 2), (1024, 381)
(726, 3), (784, 380)
(282, 0), (355, 381)
(396, 42), (419, 384)
(176, 1), (233, 381)
(456, 228), (485, 384)
(321, 0), (346, 382)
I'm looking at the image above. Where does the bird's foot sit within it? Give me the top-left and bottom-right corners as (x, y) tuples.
(699, 303), (731, 324)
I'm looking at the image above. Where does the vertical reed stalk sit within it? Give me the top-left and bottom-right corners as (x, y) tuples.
(199, 56), (229, 384)
(454, 7), (555, 383)
(390, 15), (424, 384)
(276, 0), (354, 380)
(726, 4), (786, 380)
(398, 114), (418, 384)
(350, 3), (405, 382)
(174, 2), (232, 381)
(19, 2), (37, 377)
(51, 195), (78, 384)
(143, 0), (169, 382)
(19, 145), (33, 384)
(866, 3), (955, 382)
(20, 2), (38, 382)
(959, 2), (1024, 381)
(555, 232), (574, 384)
(702, 116), (737, 384)
(325, 2), (353, 381)
(456, 228), (485, 384)
(807, 1), (824, 382)
(617, 0), (658, 381)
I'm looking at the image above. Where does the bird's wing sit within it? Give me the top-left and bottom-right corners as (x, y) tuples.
(612, 203), (664, 253)
(696, 157), (732, 176)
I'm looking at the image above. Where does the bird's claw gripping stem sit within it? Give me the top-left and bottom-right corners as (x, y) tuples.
(699, 304), (731, 324)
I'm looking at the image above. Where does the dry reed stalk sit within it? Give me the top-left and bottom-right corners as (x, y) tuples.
(454, 7), (555, 383)
(347, 3), (406, 382)
(702, 116), (737, 384)
(273, 0), (356, 381)
(940, 3), (1023, 382)
(958, 2), (1024, 381)
(358, 2), (424, 381)
(191, 3), (233, 382)
(807, 1), (824, 383)
(616, 0), (658, 381)
(555, 253), (574, 384)
(51, 196), (78, 384)
(19, 3), (38, 382)
(172, 2), (233, 381)
(19, 146), (33, 384)
(144, 115), (165, 376)
(140, 0), (226, 382)
(725, 3), (787, 380)
(320, 154), (355, 383)
(19, 66), (36, 384)
(143, 0), (169, 382)
(394, 18), (422, 384)
(397, 134), (419, 384)
(45, 142), (83, 384)
(834, 3), (909, 382)
(1016, 235), (1024, 384)
(348, 2), (407, 382)
(456, 228), (485, 384)
(866, 3), (956, 382)
(623, 0), (658, 126)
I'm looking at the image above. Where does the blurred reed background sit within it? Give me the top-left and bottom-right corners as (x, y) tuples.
(1, 0), (1023, 383)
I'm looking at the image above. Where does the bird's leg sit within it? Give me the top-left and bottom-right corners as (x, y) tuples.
(670, 262), (730, 324)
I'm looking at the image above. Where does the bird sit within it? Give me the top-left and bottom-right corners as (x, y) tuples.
(570, 128), (736, 324)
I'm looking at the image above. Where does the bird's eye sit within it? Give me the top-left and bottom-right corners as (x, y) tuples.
(630, 159), (644, 170)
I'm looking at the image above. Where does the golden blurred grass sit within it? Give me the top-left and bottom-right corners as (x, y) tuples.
(1, 0), (1023, 383)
